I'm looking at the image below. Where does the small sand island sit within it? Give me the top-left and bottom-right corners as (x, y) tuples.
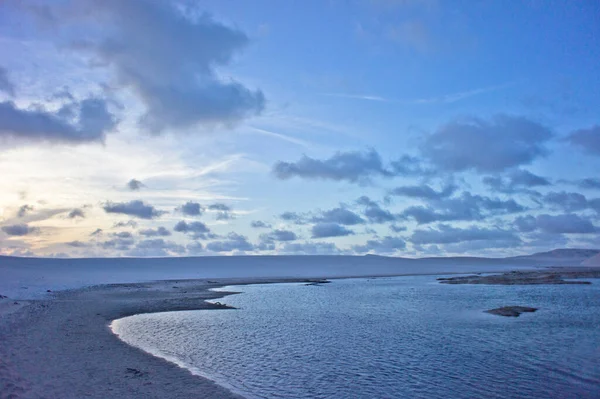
(485, 306), (538, 317)
(437, 268), (600, 285)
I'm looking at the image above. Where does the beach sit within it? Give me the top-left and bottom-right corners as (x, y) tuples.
(1, 252), (599, 398)
(0, 278), (285, 399)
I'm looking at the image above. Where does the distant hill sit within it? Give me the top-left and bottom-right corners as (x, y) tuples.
(510, 248), (600, 266)
(582, 253), (600, 266)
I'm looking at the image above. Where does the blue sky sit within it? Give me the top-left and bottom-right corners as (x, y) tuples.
(0, 0), (599, 257)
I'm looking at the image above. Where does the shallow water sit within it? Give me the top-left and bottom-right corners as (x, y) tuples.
(112, 276), (600, 398)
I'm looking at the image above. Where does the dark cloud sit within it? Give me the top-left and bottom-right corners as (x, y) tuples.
(352, 236), (406, 254)
(100, 235), (134, 250)
(103, 200), (163, 219)
(390, 155), (432, 176)
(63, 0), (264, 133)
(113, 220), (138, 228)
(111, 231), (133, 239)
(179, 201), (204, 216)
(567, 125), (600, 156)
(577, 178), (600, 190)
(173, 220), (210, 236)
(410, 224), (520, 245)
(186, 241), (204, 255)
(356, 196), (396, 223)
(543, 191), (589, 212)
(208, 203), (233, 220)
(0, 66), (15, 96)
(273, 149), (394, 184)
(401, 192), (525, 224)
(90, 228), (103, 236)
(260, 229), (298, 242)
(139, 226), (171, 237)
(390, 183), (456, 200)
(250, 220), (271, 228)
(215, 211), (234, 221)
(280, 211), (306, 224)
(66, 240), (87, 248)
(1, 223), (39, 236)
(67, 208), (85, 219)
(0, 97), (116, 144)
(312, 207), (365, 225)
(390, 224), (407, 233)
(127, 179), (144, 191)
(484, 169), (551, 193)
(515, 214), (596, 234)
(311, 222), (354, 238)
(208, 203), (231, 211)
(206, 232), (254, 252)
(421, 115), (552, 172)
(17, 204), (34, 218)
(127, 239), (186, 257)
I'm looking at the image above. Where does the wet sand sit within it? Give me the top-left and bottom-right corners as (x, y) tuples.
(0, 278), (301, 399)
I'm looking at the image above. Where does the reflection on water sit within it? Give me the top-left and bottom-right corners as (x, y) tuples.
(112, 276), (600, 399)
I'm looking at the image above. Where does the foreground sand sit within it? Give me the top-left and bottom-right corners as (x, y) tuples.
(0, 278), (298, 399)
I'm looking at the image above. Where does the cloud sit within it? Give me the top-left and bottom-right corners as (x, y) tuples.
(390, 224), (407, 233)
(357, 196), (396, 223)
(577, 178), (600, 190)
(390, 183), (456, 200)
(312, 207), (365, 225)
(567, 125), (600, 156)
(1, 223), (39, 236)
(206, 232), (254, 252)
(208, 203), (231, 211)
(17, 204), (34, 218)
(179, 201), (204, 216)
(100, 235), (135, 250)
(483, 169), (550, 193)
(186, 241), (205, 255)
(173, 220), (213, 239)
(311, 223), (354, 238)
(400, 192), (525, 224)
(515, 214), (596, 234)
(280, 211), (306, 224)
(103, 200), (163, 219)
(67, 208), (85, 219)
(127, 239), (186, 257)
(390, 155), (431, 176)
(62, 0), (264, 133)
(0, 97), (116, 144)
(251, 220), (271, 228)
(543, 191), (589, 212)
(99, 231), (135, 251)
(66, 240), (87, 248)
(260, 229), (298, 242)
(127, 179), (144, 191)
(352, 236), (406, 254)
(421, 115), (552, 172)
(280, 241), (341, 255)
(113, 220), (138, 228)
(139, 226), (171, 237)
(208, 203), (233, 220)
(273, 149), (394, 184)
(0, 66), (15, 97)
(410, 224), (519, 245)
(90, 228), (103, 236)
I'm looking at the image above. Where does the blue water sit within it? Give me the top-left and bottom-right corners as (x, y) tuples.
(112, 276), (600, 398)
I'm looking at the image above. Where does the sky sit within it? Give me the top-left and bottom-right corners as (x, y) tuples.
(0, 0), (599, 258)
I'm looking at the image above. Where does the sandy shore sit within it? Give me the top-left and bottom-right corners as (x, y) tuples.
(0, 278), (302, 399)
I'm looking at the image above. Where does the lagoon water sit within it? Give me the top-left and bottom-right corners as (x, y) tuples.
(112, 276), (600, 398)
